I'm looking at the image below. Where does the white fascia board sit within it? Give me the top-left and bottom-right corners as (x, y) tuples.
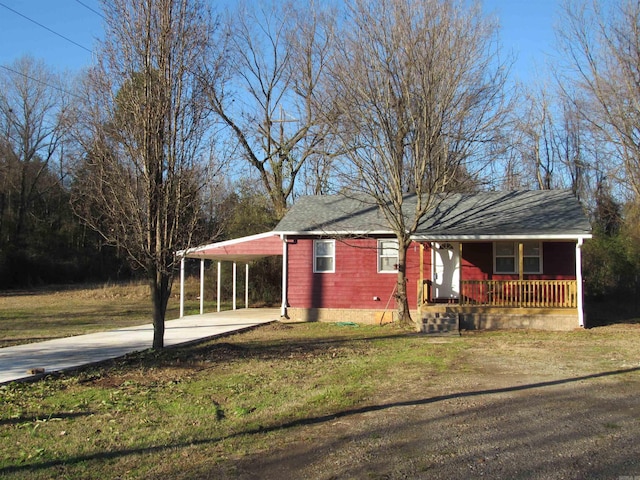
(411, 233), (593, 241)
(274, 230), (395, 236)
(178, 231), (278, 258)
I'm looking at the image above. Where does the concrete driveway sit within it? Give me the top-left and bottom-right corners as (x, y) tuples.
(0, 309), (279, 384)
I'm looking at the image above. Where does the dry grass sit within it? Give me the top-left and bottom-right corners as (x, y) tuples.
(0, 278), (222, 347)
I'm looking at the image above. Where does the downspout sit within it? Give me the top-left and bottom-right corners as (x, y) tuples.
(576, 238), (585, 327)
(281, 234), (288, 318)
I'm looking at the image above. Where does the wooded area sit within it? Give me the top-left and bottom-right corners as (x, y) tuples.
(2, 0), (640, 344)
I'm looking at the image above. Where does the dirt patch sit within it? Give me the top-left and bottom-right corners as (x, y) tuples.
(196, 328), (640, 480)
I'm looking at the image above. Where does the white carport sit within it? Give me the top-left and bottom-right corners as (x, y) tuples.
(177, 232), (286, 317)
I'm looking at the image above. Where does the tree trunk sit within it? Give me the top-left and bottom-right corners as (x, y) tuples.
(395, 239), (414, 327)
(150, 271), (171, 350)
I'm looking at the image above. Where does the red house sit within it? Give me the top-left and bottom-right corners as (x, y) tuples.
(181, 190), (592, 331)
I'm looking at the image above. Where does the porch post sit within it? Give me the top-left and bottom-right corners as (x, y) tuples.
(179, 256), (185, 318)
(576, 238), (585, 327)
(216, 261), (221, 313)
(281, 234), (288, 317)
(232, 262), (237, 311)
(245, 263), (249, 308)
(518, 242), (524, 281)
(199, 259), (205, 315)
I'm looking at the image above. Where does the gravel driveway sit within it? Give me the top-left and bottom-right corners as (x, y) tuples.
(204, 327), (640, 480)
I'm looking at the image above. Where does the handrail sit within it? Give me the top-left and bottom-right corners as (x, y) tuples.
(419, 279), (577, 308)
(459, 280), (577, 308)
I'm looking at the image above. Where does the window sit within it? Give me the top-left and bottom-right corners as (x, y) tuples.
(523, 241), (542, 274)
(314, 239), (335, 273)
(494, 242), (516, 273)
(378, 239), (398, 273)
(493, 241), (543, 274)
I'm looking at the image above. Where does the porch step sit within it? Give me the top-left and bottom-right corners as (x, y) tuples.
(420, 312), (460, 335)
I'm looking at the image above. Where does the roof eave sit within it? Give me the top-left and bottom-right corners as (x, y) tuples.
(411, 233), (593, 241)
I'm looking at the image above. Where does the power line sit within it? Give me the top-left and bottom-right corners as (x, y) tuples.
(0, 64), (87, 100)
(0, 1), (92, 54)
(74, 0), (105, 20)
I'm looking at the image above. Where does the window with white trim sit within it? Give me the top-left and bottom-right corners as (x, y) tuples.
(493, 241), (543, 274)
(314, 239), (335, 273)
(378, 239), (398, 273)
(522, 241), (542, 274)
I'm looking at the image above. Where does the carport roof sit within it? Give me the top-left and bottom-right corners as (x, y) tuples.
(179, 232), (282, 262)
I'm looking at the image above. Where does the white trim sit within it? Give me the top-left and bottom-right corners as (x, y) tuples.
(494, 241), (517, 274)
(493, 241), (544, 275)
(377, 239), (399, 273)
(413, 234), (592, 241)
(200, 259), (205, 315)
(281, 235), (288, 317)
(179, 257), (185, 318)
(245, 264), (249, 308)
(216, 261), (221, 313)
(313, 239), (336, 273)
(232, 262), (237, 310)
(178, 231), (280, 258)
(576, 238), (585, 327)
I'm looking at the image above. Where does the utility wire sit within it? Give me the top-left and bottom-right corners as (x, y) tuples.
(0, 1), (92, 53)
(74, 0), (105, 20)
(0, 64), (87, 100)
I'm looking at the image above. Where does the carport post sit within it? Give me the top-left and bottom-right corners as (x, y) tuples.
(216, 261), (221, 313)
(245, 264), (249, 308)
(179, 256), (185, 318)
(200, 259), (205, 315)
(232, 262), (237, 310)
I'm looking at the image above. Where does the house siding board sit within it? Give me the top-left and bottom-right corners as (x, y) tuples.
(286, 237), (420, 311)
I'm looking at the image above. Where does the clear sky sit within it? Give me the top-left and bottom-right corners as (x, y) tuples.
(0, 0), (561, 82)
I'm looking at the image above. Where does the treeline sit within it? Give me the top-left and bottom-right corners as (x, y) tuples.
(1, 0), (640, 320)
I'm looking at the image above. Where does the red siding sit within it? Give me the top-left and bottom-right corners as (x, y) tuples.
(286, 238), (578, 310)
(286, 237), (421, 309)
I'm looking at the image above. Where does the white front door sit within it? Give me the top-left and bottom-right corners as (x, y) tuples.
(433, 242), (460, 300)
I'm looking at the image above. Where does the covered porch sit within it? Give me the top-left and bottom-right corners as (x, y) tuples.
(415, 236), (588, 330)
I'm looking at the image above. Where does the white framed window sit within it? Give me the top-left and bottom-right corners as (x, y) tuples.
(522, 241), (543, 274)
(494, 242), (516, 273)
(493, 241), (543, 274)
(378, 239), (399, 273)
(314, 239), (335, 273)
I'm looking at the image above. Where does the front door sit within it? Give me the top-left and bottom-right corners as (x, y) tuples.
(433, 242), (460, 300)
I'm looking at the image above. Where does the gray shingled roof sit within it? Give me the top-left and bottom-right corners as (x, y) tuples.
(274, 190), (592, 239)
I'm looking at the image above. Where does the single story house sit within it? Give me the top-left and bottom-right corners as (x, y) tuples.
(180, 190), (592, 331)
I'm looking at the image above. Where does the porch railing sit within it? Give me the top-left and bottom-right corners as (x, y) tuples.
(459, 280), (577, 308)
(419, 279), (578, 309)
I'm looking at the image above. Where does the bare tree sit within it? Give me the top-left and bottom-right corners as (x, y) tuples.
(199, 0), (337, 218)
(558, 0), (640, 199)
(0, 57), (72, 247)
(72, 0), (219, 349)
(329, 0), (510, 325)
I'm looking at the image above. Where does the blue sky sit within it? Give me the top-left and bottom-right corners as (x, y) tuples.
(0, 0), (561, 82)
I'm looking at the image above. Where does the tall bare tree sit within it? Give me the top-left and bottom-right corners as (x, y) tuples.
(558, 0), (640, 199)
(72, 0), (219, 349)
(329, 0), (510, 325)
(0, 57), (72, 248)
(199, 0), (337, 218)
